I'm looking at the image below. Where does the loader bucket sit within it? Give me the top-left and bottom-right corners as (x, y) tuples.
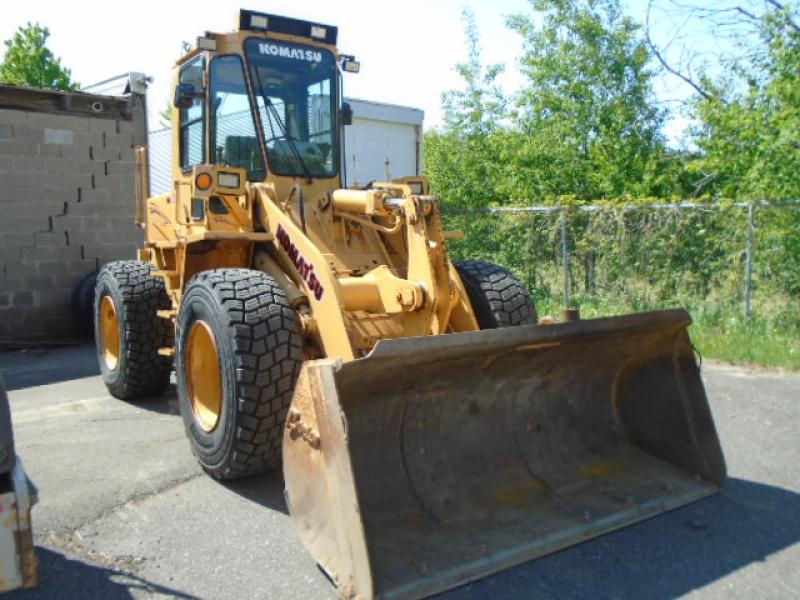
(283, 309), (726, 600)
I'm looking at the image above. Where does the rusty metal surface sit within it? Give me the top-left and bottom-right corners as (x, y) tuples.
(283, 309), (727, 600)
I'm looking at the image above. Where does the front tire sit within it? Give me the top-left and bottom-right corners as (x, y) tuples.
(176, 269), (303, 480)
(455, 259), (538, 328)
(94, 261), (173, 399)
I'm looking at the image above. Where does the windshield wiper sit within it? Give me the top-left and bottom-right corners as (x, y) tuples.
(253, 71), (314, 185)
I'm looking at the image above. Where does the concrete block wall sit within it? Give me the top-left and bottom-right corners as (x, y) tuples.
(0, 86), (147, 341)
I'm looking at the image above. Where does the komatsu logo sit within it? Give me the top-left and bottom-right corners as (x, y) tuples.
(276, 224), (325, 301)
(258, 43), (322, 63)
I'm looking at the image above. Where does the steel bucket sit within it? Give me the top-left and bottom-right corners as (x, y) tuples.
(283, 309), (726, 599)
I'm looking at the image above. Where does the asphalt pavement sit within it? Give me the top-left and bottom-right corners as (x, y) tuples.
(0, 344), (798, 599)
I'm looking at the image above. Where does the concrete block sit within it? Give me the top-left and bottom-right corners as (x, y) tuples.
(76, 131), (106, 148)
(117, 119), (140, 135)
(13, 156), (46, 172)
(105, 133), (133, 148)
(0, 124), (13, 140)
(0, 141), (35, 155)
(0, 234), (32, 253)
(90, 146), (121, 161)
(0, 306), (30, 324)
(45, 158), (106, 177)
(36, 173), (93, 191)
(24, 275), (55, 290)
(4, 172), (36, 187)
(92, 243), (141, 263)
(36, 258), (95, 277)
(60, 144), (90, 160)
(88, 118), (119, 135)
(28, 113), (90, 132)
(21, 244), (82, 261)
(108, 161), (136, 177)
(0, 111), (29, 127)
(33, 231), (68, 247)
(95, 174), (135, 196)
(49, 214), (78, 233)
(13, 291), (33, 306)
(106, 216), (137, 231)
(6, 199), (67, 219)
(43, 129), (73, 145)
(69, 215), (107, 232)
(0, 294), (8, 307)
(0, 217), (49, 234)
(0, 155), (12, 172)
(119, 146), (136, 161)
(42, 317), (75, 338)
(38, 144), (63, 158)
(83, 230), (128, 244)
(72, 202), (124, 217)
(78, 188), (110, 204)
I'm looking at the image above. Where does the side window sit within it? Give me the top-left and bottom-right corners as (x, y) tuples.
(210, 55), (265, 180)
(179, 58), (205, 170)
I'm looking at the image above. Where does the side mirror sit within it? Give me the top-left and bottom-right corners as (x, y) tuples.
(341, 102), (353, 126)
(174, 83), (202, 109)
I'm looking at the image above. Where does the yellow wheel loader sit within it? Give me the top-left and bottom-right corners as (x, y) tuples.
(94, 10), (726, 599)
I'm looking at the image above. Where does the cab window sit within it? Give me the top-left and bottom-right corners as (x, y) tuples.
(210, 55), (266, 180)
(178, 57), (205, 170)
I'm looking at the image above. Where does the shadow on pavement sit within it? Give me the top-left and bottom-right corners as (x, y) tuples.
(119, 384), (181, 417)
(0, 346), (100, 391)
(10, 547), (198, 600)
(218, 471), (289, 515)
(440, 477), (800, 599)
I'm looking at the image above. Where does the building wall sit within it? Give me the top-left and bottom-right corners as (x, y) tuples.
(0, 86), (146, 341)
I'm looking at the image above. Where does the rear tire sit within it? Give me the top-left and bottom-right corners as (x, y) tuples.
(72, 270), (98, 336)
(175, 269), (303, 480)
(455, 259), (537, 328)
(94, 261), (173, 400)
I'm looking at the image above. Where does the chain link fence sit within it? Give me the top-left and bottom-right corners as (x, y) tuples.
(443, 202), (800, 330)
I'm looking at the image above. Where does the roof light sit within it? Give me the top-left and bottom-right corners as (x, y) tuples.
(238, 10), (338, 44)
(197, 36), (217, 51)
(250, 14), (269, 30)
(342, 59), (360, 73)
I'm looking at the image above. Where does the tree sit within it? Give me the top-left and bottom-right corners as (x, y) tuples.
(0, 23), (77, 90)
(425, 9), (510, 209)
(505, 0), (667, 200)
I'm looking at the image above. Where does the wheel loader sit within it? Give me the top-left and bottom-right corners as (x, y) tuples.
(93, 9), (726, 599)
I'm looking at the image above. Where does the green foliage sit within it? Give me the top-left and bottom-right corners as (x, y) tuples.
(0, 23), (77, 90)
(690, 6), (800, 199)
(505, 0), (666, 199)
(426, 0), (800, 369)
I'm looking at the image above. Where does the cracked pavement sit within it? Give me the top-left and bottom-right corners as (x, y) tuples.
(0, 344), (798, 599)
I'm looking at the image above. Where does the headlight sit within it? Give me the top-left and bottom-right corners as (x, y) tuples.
(218, 172), (241, 189)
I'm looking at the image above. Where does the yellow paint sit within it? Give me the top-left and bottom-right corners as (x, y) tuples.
(186, 320), (223, 432)
(99, 296), (120, 371)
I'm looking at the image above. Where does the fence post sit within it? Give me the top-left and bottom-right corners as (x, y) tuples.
(561, 209), (571, 307)
(744, 203), (756, 324)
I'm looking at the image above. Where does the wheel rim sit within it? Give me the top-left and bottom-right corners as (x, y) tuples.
(99, 295), (121, 371)
(186, 320), (223, 432)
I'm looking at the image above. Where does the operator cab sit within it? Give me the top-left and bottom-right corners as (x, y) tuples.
(172, 10), (359, 188)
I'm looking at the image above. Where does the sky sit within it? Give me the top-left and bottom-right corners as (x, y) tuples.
(0, 0), (696, 142)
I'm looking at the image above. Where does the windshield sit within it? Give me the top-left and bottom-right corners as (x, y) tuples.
(245, 38), (338, 178)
